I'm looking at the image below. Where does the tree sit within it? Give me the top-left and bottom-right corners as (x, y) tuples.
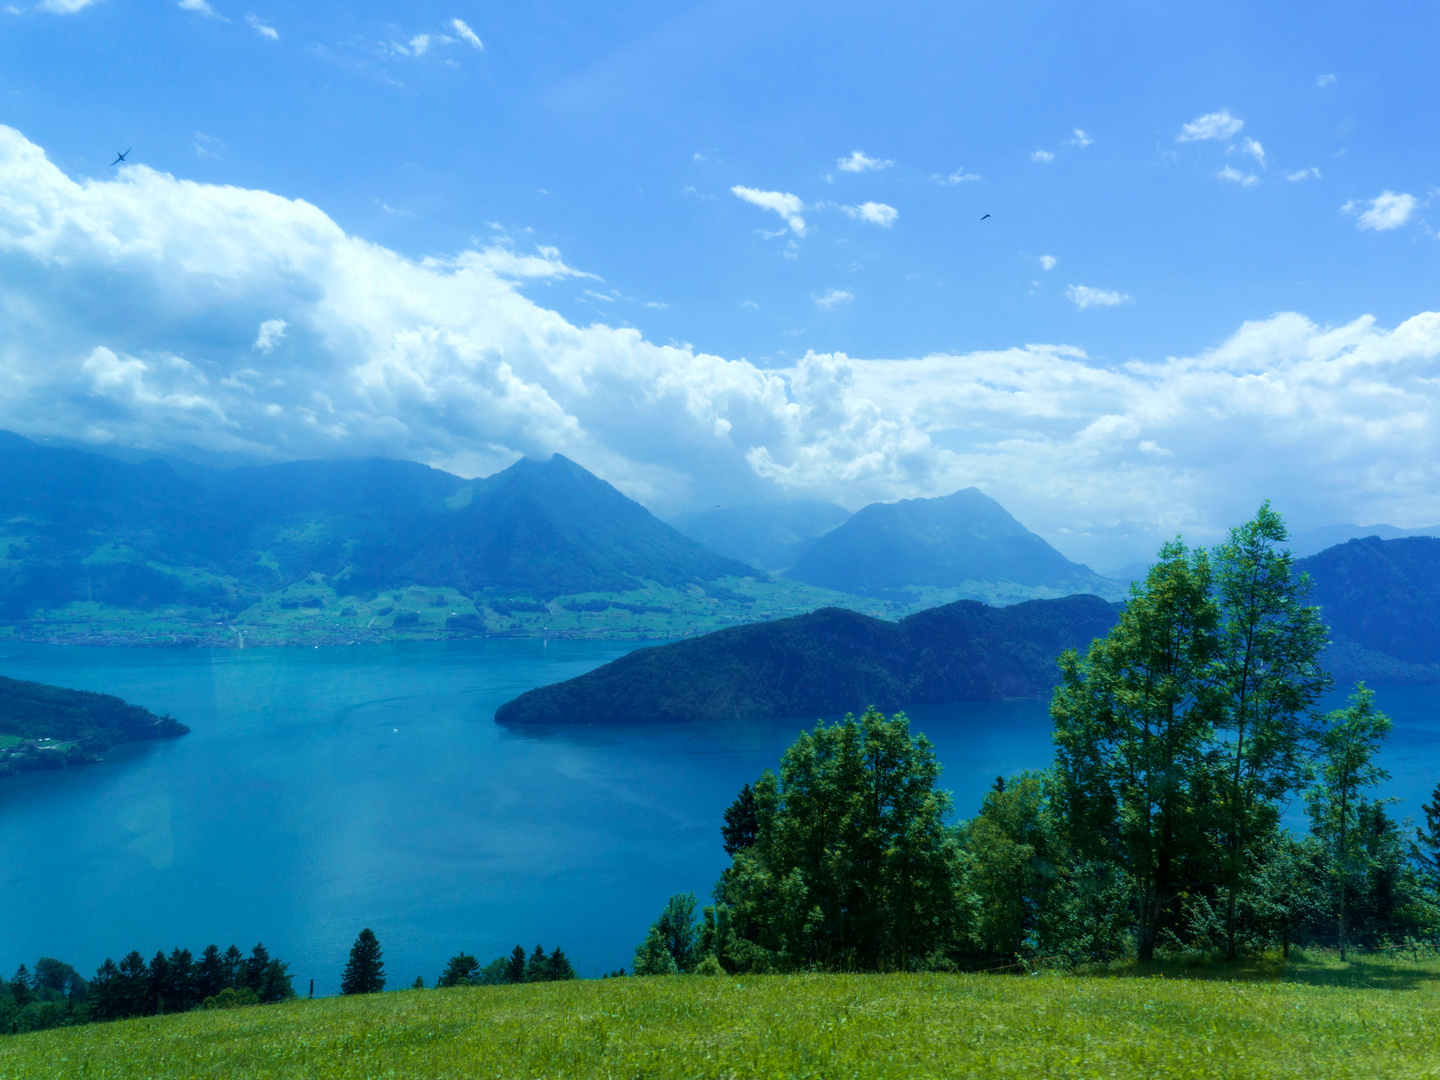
(221, 945), (244, 989)
(437, 953), (480, 988)
(962, 771), (1062, 958)
(243, 944), (270, 994)
(635, 893), (698, 974)
(195, 945), (226, 1003)
(165, 947), (196, 1012)
(716, 708), (961, 970)
(8, 966), (33, 1010)
(1412, 780), (1440, 893)
(1307, 684), (1392, 959)
(1052, 539), (1221, 960)
(1210, 504), (1331, 958)
(340, 929), (386, 995)
(90, 959), (123, 1020)
(257, 958), (295, 1003)
(146, 951), (169, 1015)
(117, 951), (148, 1018)
(524, 944), (549, 982)
(505, 945), (527, 984)
(722, 783), (758, 855)
(632, 926), (680, 975)
(546, 947), (575, 981)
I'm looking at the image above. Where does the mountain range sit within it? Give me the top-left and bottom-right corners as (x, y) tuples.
(669, 501), (853, 572)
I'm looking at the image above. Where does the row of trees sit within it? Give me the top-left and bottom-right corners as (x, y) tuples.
(1, 943), (294, 1035)
(633, 507), (1440, 973)
(338, 928), (577, 995)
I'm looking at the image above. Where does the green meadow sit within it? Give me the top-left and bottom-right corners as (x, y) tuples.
(4, 955), (1438, 1080)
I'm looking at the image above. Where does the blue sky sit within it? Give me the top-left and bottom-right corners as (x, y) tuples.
(1, 1), (1437, 566)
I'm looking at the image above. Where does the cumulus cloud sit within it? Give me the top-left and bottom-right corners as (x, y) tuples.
(1065, 285), (1131, 309)
(1236, 137), (1266, 168)
(813, 288), (854, 309)
(2, 125), (1439, 569)
(1031, 150), (1055, 164)
(840, 201), (898, 227)
(178, 0), (223, 17)
(35, 0), (98, 11)
(1068, 129), (1093, 147)
(245, 13), (277, 39)
(253, 319), (287, 353)
(731, 186), (807, 237)
(1177, 109), (1243, 142)
(1039, 255), (1057, 271)
(934, 167), (981, 185)
(837, 150), (892, 173)
(1286, 167), (1322, 182)
(1344, 191), (1417, 231)
(1218, 165), (1261, 187)
(450, 18), (482, 49)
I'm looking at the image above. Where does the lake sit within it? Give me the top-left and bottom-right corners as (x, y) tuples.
(1, 639), (1436, 991)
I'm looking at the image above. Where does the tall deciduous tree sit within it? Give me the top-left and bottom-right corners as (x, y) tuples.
(1307, 684), (1392, 960)
(1052, 539), (1220, 960)
(340, 929), (386, 995)
(1210, 503), (1331, 958)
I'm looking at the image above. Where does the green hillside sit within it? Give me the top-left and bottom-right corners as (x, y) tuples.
(4, 960), (1438, 1080)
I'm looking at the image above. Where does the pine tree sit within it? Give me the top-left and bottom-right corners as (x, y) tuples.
(221, 945), (244, 989)
(722, 784), (758, 855)
(195, 945), (225, 1002)
(437, 953), (480, 987)
(257, 958), (295, 1003)
(90, 959), (123, 1020)
(340, 929), (386, 995)
(165, 947), (196, 1012)
(8, 966), (33, 1009)
(505, 945), (527, 984)
(524, 944), (549, 982)
(243, 944), (270, 993)
(546, 947), (575, 981)
(118, 952), (148, 1017)
(146, 951), (170, 1014)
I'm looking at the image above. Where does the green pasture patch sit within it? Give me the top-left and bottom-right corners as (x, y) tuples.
(0, 735), (23, 749)
(4, 966), (1439, 1080)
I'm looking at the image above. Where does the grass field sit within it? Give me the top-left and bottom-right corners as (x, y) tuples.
(4, 955), (1437, 1080)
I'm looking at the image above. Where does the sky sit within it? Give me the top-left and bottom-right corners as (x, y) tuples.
(0, 0), (1437, 569)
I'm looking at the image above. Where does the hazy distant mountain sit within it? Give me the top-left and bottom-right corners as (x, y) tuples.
(0, 432), (753, 619)
(497, 594), (1120, 725)
(1289, 523), (1440, 559)
(669, 501), (852, 572)
(785, 488), (1114, 599)
(1298, 535), (1440, 682)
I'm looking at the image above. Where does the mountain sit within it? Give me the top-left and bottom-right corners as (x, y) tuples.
(0, 432), (755, 624)
(1289, 523), (1440, 559)
(1298, 535), (1440, 682)
(0, 675), (189, 777)
(785, 488), (1114, 599)
(495, 593), (1120, 725)
(669, 501), (853, 572)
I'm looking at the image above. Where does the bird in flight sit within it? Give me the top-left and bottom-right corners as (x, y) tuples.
(110, 149), (130, 166)
(980, 213), (990, 220)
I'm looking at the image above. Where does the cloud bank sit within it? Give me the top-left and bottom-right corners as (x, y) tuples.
(1, 126), (1438, 567)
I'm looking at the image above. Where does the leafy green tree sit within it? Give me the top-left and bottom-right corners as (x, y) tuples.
(632, 926), (680, 975)
(722, 783), (758, 855)
(33, 958), (85, 1001)
(1307, 684), (1392, 959)
(340, 929), (386, 995)
(634, 893), (698, 973)
(1210, 504), (1331, 958)
(961, 771), (1062, 958)
(437, 953), (480, 987)
(717, 708), (961, 970)
(1051, 539), (1221, 960)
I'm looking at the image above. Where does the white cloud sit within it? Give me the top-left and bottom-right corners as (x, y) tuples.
(813, 288), (854, 309)
(1218, 165), (1261, 187)
(1344, 191), (1418, 231)
(1068, 128), (1093, 147)
(837, 150), (892, 173)
(934, 167), (981, 185)
(1286, 167), (1322, 182)
(731, 186), (807, 237)
(1236, 137), (1266, 168)
(1316, 74), (1337, 87)
(3, 124), (1440, 568)
(253, 319), (287, 353)
(1065, 284), (1131, 309)
(1038, 255), (1057, 271)
(178, 0), (223, 17)
(35, 0), (98, 11)
(406, 34), (431, 56)
(450, 18), (482, 49)
(1031, 150), (1055, 164)
(246, 13), (277, 39)
(1177, 109), (1243, 142)
(840, 201), (898, 227)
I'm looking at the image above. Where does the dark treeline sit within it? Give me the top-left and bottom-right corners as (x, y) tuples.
(0, 943), (294, 1035)
(634, 507), (1440, 974)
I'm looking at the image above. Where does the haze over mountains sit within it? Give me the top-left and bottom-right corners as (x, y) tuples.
(669, 501), (853, 573)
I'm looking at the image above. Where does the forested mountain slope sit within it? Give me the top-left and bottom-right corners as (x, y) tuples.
(0, 675), (188, 776)
(495, 594), (1121, 725)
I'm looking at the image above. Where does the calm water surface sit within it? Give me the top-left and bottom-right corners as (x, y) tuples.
(1, 639), (1436, 990)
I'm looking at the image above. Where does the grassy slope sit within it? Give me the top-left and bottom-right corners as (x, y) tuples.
(5, 958), (1439, 1079)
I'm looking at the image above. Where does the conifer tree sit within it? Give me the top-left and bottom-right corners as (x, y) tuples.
(340, 929), (386, 995)
(243, 944), (270, 993)
(505, 945), (527, 983)
(118, 952), (148, 1017)
(195, 945), (225, 1002)
(722, 784), (758, 855)
(546, 947), (575, 981)
(524, 944), (549, 982)
(437, 953), (480, 987)
(221, 945), (244, 989)
(147, 951), (170, 1014)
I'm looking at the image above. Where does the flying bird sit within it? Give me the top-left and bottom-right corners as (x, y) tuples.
(110, 149), (130, 166)
(980, 213), (990, 220)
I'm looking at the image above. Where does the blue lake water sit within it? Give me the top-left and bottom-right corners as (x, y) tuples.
(1, 639), (1436, 991)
